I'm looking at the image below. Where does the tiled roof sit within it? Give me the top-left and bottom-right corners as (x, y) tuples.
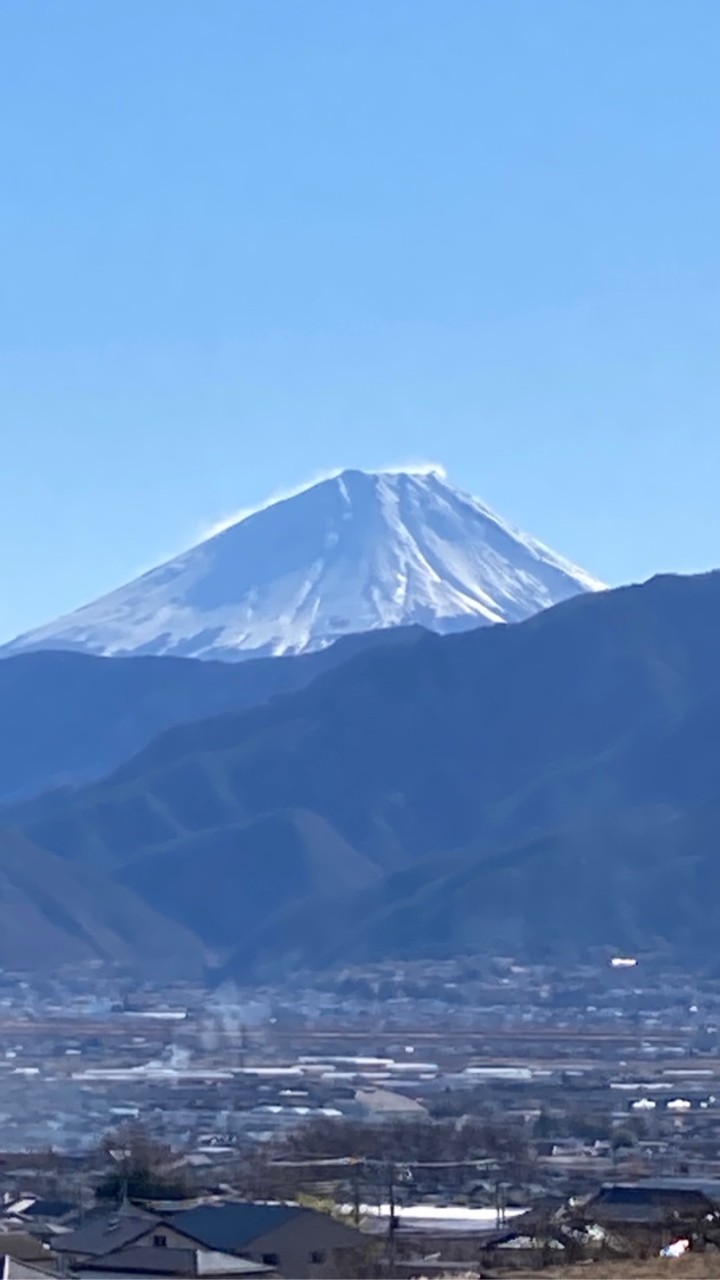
(166, 1206), (302, 1253)
(53, 1214), (154, 1257)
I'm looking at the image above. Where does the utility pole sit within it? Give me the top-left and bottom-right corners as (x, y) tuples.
(350, 1162), (361, 1228)
(495, 1180), (507, 1228)
(387, 1163), (397, 1279)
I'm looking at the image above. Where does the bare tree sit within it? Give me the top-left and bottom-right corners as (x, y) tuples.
(97, 1122), (189, 1202)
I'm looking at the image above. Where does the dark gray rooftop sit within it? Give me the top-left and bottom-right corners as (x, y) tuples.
(166, 1205), (303, 1253)
(19, 1200), (76, 1221)
(53, 1213), (155, 1257)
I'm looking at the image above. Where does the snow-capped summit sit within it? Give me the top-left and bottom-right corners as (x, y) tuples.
(2, 468), (604, 661)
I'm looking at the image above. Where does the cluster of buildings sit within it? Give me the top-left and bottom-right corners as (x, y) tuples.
(0, 1196), (366, 1280)
(0, 1176), (719, 1278)
(0, 955), (717, 1271)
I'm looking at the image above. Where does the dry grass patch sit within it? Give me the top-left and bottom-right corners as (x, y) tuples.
(533, 1255), (720, 1278)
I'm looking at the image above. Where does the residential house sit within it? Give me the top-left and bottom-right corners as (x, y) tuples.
(165, 1204), (365, 1279)
(53, 1202), (366, 1280)
(585, 1179), (720, 1225)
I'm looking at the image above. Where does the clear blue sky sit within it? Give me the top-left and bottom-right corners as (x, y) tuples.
(2, 0), (720, 639)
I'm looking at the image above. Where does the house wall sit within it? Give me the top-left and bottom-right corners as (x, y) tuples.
(244, 1213), (365, 1279)
(132, 1228), (201, 1251)
(78, 1274), (279, 1280)
(56, 1219), (162, 1269)
(60, 1224), (210, 1267)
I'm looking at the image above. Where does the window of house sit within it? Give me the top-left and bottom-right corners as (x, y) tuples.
(309, 1250), (326, 1265)
(262, 1254), (279, 1267)
(153, 1235), (168, 1248)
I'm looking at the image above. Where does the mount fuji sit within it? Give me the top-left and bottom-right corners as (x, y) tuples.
(2, 468), (604, 662)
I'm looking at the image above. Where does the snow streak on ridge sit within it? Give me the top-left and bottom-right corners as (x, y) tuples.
(1, 467), (604, 663)
(202, 461), (448, 539)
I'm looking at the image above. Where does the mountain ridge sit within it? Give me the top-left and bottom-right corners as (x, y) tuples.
(0, 626), (422, 803)
(1, 468), (603, 662)
(8, 569), (720, 971)
(0, 829), (203, 976)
